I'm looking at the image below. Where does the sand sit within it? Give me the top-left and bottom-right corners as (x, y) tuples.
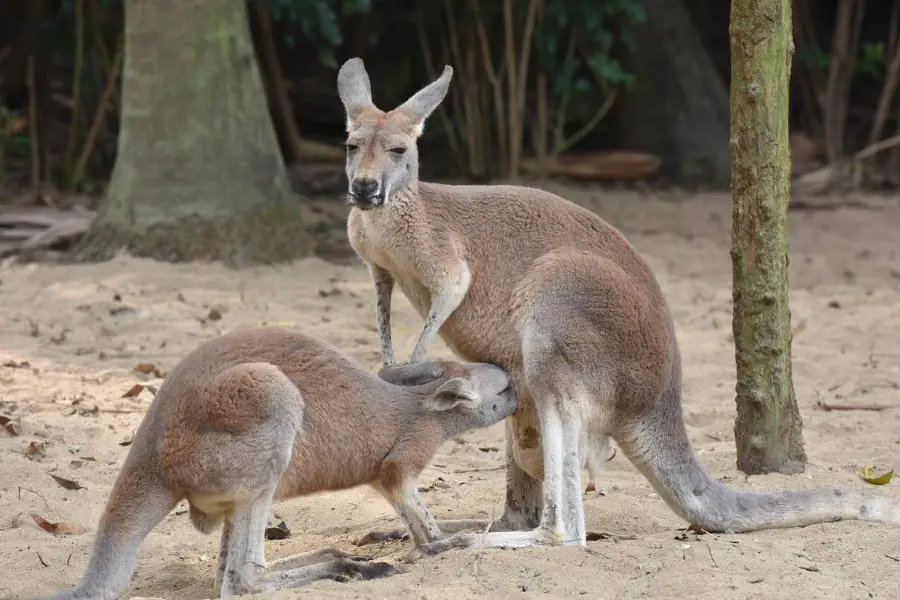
(1, 185), (898, 600)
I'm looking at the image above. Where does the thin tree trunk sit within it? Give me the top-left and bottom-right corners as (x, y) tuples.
(250, 0), (342, 165)
(729, 0), (806, 475)
(75, 0), (308, 266)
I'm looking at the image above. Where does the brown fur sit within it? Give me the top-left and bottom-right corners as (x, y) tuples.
(337, 57), (900, 556)
(42, 326), (516, 599)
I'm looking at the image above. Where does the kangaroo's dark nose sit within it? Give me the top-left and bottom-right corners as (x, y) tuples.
(351, 178), (379, 200)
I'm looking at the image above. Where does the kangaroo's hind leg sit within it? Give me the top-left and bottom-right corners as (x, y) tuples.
(213, 519), (231, 597)
(407, 350), (594, 559)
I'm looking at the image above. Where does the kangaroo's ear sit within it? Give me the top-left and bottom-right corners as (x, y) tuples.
(379, 361), (445, 386)
(421, 377), (482, 412)
(337, 57), (375, 130)
(395, 65), (453, 137)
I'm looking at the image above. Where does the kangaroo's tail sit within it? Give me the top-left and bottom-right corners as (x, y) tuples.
(615, 388), (899, 533)
(40, 466), (177, 600)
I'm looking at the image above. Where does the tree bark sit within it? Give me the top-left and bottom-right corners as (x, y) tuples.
(729, 0), (806, 475)
(75, 0), (309, 266)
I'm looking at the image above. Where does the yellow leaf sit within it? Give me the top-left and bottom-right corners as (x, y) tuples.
(859, 465), (894, 485)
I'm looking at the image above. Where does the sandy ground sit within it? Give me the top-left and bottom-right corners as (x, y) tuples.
(1, 184), (899, 600)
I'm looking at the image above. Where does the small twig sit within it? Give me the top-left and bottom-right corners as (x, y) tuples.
(89, 0), (120, 110)
(452, 465), (505, 474)
(533, 71), (548, 160)
(885, 553), (900, 562)
(552, 31), (578, 151)
(37, 553), (49, 567)
(65, 0), (86, 185)
(26, 55), (41, 194)
(818, 402), (890, 412)
(70, 34), (123, 188)
(705, 542), (718, 568)
(551, 41), (620, 157)
(583, 546), (611, 559)
(867, 0), (900, 145)
(855, 133), (900, 161)
(415, 12), (463, 169)
(67, 553), (72, 566)
(470, 0), (508, 173)
(478, 514), (496, 548)
(252, 0), (324, 164)
(586, 531), (639, 541)
(18, 486), (49, 507)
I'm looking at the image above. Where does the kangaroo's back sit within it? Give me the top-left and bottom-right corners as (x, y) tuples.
(414, 182), (669, 368)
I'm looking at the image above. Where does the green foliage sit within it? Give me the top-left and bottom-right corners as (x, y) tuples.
(796, 40), (887, 79)
(535, 0), (644, 88)
(268, 0), (374, 68)
(857, 41), (886, 78)
(0, 109), (30, 159)
(532, 0), (644, 151)
(795, 44), (830, 71)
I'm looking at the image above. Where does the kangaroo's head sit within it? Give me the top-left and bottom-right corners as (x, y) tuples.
(336, 57), (453, 210)
(379, 360), (517, 437)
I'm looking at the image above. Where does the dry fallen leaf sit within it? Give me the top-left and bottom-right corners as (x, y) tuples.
(1, 414), (20, 437)
(122, 383), (146, 398)
(2, 360), (30, 368)
(31, 514), (87, 536)
(133, 362), (165, 378)
(122, 384), (158, 398)
(24, 440), (46, 460)
(859, 466), (894, 485)
(49, 474), (85, 491)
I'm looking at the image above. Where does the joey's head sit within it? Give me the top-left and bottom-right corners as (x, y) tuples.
(380, 360), (516, 437)
(336, 57), (453, 210)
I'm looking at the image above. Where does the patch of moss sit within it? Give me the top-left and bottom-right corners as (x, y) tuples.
(74, 200), (310, 267)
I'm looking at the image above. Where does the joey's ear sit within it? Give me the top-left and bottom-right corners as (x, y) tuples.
(421, 377), (482, 412)
(396, 65), (453, 137)
(379, 361), (445, 386)
(337, 57), (374, 129)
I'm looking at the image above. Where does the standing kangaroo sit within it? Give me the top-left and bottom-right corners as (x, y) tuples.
(41, 327), (517, 600)
(337, 57), (900, 556)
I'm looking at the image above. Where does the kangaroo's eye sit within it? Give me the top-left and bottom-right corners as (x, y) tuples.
(389, 147), (407, 156)
(346, 143), (359, 153)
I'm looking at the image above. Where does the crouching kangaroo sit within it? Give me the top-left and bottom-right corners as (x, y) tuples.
(336, 57), (900, 557)
(40, 326), (517, 600)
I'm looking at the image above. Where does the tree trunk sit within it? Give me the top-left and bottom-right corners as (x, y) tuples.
(612, 0), (731, 187)
(729, 0), (806, 475)
(75, 0), (309, 266)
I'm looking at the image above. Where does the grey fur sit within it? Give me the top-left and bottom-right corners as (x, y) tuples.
(337, 57), (374, 123)
(395, 65), (453, 130)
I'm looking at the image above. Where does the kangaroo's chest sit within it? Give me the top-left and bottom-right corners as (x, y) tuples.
(349, 216), (433, 316)
(348, 208), (519, 364)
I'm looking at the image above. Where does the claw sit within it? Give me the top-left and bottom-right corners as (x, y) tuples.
(338, 558), (398, 581)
